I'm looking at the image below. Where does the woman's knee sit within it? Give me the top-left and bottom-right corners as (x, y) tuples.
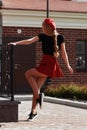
(25, 69), (35, 79)
(25, 70), (30, 79)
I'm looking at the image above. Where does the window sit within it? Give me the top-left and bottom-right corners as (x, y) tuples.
(76, 41), (87, 71)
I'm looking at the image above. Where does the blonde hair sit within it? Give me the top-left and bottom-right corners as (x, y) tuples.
(53, 30), (59, 58)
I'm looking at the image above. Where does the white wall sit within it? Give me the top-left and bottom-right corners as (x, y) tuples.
(1, 9), (87, 29)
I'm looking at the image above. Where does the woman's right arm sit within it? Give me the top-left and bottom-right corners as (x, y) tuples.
(8, 36), (39, 45)
(60, 43), (73, 74)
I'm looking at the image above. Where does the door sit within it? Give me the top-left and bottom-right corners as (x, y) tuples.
(2, 37), (35, 94)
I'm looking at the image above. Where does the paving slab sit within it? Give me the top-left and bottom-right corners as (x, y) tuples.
(0, 100), (87, 130)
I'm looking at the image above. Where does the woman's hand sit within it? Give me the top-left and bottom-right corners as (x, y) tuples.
(8, 42), (16, 46)
(67, 65), (73, 74)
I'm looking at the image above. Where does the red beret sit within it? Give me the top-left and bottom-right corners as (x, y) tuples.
(44, 18), (56, 30)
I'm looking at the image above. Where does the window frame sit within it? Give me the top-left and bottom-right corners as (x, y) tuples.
(76, 40), (87, 72)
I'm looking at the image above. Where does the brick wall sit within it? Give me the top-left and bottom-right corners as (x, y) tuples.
(3, 26), (87, 85)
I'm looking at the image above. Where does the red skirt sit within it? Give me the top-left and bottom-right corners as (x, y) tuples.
(36, 55), (63, 79)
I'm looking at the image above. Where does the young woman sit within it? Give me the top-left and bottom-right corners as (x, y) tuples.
(8, 18), (73, 121)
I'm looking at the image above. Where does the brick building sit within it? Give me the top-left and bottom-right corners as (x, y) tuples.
(0, 0), (87, 93)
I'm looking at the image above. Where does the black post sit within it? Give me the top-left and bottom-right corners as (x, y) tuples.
(47, 0), (49, 18)
(10, 45), (14, 101)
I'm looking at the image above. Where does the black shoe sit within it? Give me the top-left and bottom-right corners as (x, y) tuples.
(27, 112), (37, 121)
(36, 93), (44, 108)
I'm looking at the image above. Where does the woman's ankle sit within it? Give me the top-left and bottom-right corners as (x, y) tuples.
(31, 109), (37, 114)
(33, 93), (39, 99)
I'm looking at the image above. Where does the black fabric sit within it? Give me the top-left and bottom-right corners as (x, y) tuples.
(38, 33), (65, 56)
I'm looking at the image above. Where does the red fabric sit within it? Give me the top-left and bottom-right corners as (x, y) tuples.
(44, 18), (56, 30)
(36, 55), (63, 79)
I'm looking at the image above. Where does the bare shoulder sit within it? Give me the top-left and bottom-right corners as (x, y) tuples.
(27, 36), (39, 42)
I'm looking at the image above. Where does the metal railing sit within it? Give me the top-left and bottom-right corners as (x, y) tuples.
(0, 45), (14, 101)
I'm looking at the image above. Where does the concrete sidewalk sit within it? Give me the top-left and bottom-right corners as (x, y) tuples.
(0, 95), (87, 130)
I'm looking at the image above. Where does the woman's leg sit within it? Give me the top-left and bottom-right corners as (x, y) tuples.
(31, 77), (47, 113)
(25, 68), (47, 113)
(36, 77), (47, 93)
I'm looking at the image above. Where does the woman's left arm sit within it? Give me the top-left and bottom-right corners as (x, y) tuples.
(60, 43), (73, 74)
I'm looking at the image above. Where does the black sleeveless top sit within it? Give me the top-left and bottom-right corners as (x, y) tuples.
(38, 33), (65, 56)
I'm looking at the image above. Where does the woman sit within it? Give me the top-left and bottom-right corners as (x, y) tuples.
(8, 18), (73, 121)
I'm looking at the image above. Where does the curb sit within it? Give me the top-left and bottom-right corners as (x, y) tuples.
(14, 95), (87, 110)
(44, 96), (87, 109)
(0, 95), (87, 109)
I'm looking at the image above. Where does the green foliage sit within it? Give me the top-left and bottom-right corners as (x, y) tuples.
(44, 83), (87, 101)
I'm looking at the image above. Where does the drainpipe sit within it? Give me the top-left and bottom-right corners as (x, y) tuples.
(47, 0), (49, 18)
(0, 0), (2, 6)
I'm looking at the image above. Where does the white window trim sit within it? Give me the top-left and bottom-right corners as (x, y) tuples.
(0, 9), (87, 29)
